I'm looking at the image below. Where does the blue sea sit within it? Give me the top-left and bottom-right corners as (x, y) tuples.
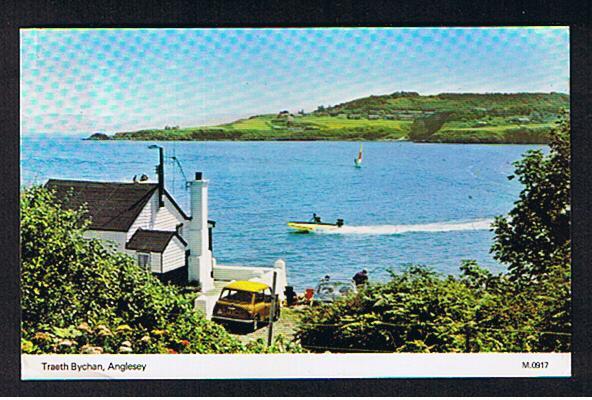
(21, 137), (542, 290)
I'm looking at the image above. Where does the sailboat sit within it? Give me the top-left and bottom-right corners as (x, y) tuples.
(354, 143), (363, 168)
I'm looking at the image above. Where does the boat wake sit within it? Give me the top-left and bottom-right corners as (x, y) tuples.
(319, 218), (494, 236)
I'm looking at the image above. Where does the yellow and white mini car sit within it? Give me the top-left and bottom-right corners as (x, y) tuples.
(212, 281), (280, 330)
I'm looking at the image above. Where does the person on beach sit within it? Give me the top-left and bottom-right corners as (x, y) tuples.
(352, 269), (368, 286)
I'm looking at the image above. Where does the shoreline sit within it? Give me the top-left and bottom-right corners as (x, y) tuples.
(84, 137), (549, 145)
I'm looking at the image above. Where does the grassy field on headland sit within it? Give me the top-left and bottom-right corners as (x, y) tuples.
(110, 114), (412, 142)
(99, 92), (569, 144)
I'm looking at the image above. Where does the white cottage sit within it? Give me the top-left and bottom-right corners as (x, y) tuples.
(46, 153), (288, 317)
(46, 176), (207, 285)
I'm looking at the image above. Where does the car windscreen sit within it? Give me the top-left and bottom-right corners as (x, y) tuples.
(316, 283), (334, 294)
(220, 289), (253, 303)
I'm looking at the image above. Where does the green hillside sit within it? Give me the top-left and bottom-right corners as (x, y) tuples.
(113, 114), (412, 141)
(108, 92), (569, 143)
(320, 92), (568, 117)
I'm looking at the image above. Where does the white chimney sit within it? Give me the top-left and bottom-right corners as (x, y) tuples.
(187, 172), (214, 291)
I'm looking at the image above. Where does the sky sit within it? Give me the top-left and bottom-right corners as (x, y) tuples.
(20, 27), (570, 136)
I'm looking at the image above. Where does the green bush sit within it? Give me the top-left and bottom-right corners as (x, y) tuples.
(295, 262), (570, 353)
(296, 266), (476, 352)
(430, 126), (551, 144)
(408, 112), (451, 141)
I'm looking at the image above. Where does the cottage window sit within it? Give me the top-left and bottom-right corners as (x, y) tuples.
(137, 253), (151, 269)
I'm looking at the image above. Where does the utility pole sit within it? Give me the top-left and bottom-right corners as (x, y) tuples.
(267, 270), (278, 347)
(464, 324), (471, 353)
(157, 146), (164, 207)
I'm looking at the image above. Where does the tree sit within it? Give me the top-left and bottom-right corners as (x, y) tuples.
(408, 112), (451, 141)
(491, 112), (570, 281)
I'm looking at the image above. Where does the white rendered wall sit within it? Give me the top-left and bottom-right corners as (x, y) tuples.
(187, 178), (214, 290)
(149, 252), (161, 274)
(161, 236), (186, 273)
(194, 293), (218, 319)
(214, 259), (288, 301)
(126, 192), (156, 241)
(126, 191), (187, 242)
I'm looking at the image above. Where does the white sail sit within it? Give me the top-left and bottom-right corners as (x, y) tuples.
(354, 143), (363, 167)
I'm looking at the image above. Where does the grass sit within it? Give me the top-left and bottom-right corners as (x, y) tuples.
(113, 114), (413, 141)
(111, 116), (553, 143)
(432, 124), (554, 144)
(442, 122), (554, 132)
(298, 116), (410, 130)
(222, 115), (411, 132)
(223, 117), (273, 130)
(228, 306), (303, 345)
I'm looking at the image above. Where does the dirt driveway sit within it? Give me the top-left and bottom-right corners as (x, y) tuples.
(226, 306), (304, 345)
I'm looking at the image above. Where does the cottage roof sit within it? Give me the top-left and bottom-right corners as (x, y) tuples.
(125, 229), (187, 253)
(46, 179), (159, 232)
(46, 179), (191, 231)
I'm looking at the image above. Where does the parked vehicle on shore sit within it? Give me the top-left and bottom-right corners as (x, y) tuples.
(314, 279), (357, 304)
(212, 281), (280, 331)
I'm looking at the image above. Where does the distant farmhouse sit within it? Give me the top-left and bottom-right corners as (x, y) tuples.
(274, 110), (297, 127)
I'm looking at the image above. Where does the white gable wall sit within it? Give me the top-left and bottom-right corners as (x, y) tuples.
(116, 190), (188, 275)
(126, 191), (188, 242)
(126, 191), (157, 241)
(162, 236), (187, 273)
(154, 193), (187, 234)
(82, 190), (189, 276)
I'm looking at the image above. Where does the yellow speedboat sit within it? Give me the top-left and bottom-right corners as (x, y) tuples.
(287, 217), (344, 232)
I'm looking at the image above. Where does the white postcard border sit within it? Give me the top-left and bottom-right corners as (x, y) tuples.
(22, 353), (571, 380)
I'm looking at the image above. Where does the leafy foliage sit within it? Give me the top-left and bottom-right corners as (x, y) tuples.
(296, 266), (476, 352)
(21, 186), (301, 354)
(432, 125), (552, 144)
(491, 112), (570, 281)
(408, 112), (451, 141)
(295, 262), (570, 353)
(320, 92), (568, 120)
